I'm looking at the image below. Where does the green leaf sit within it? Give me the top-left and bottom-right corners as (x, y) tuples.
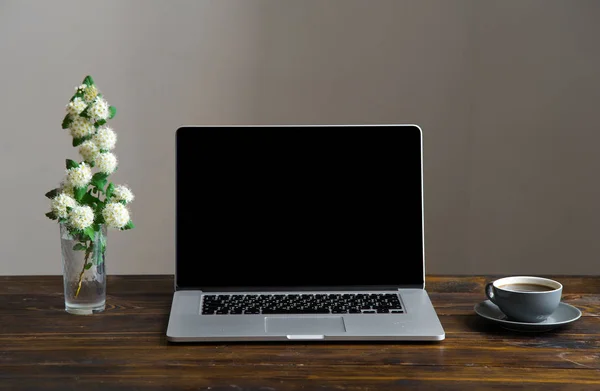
(95, 119), (106, 128)
(81, 192), (98, 206)
(72, 137), (84, 147)
(92, 172), (109, 182)
(45, 188), (60, 199)
(122, 220), (135, 230)
(79, 106), (90, 119)
(62, 114), (72, 129)
(84, 226), (95, 241)
(108, 106), (116, 119)
(91, 172), (109, 192)
(94, 179), (107, 192)
(59, 217), (68, 224)
(94, 200), (104, 212)
(106, 183), (115, 199)
(95, 211), (105, 224)
(88, 161), (95, 167)
(84, 263), (93, 270)
(83, 75), (94, 86)
(45, 211), (57, 220)
(66, 159), (79, 170)
(74, 187), (87, 202)
(73, 243), (87, 251)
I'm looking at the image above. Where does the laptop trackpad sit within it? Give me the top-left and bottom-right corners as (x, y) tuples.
(265, 317), (346, 334)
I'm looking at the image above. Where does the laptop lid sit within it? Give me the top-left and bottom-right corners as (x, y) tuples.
(175, 125), (425, 291)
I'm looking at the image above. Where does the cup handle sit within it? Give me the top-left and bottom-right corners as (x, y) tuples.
(485, 282), (496, 304)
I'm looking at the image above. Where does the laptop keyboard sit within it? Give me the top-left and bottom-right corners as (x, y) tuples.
(201, 293), (404, 315)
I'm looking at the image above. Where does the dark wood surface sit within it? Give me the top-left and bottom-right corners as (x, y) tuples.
(1, 275), (599, 390)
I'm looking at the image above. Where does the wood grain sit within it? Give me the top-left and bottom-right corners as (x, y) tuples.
(0, 275), (598, 391)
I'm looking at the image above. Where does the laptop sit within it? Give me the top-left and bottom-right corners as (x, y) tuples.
(166, 124), (445, 342)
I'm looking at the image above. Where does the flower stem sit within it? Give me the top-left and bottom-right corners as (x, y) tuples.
(74, 241), (92, 298)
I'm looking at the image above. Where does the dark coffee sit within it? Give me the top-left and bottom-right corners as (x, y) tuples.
(498, 283), (554, 292)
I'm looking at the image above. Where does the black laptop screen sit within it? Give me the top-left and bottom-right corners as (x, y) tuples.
(176, 125), (424, 289)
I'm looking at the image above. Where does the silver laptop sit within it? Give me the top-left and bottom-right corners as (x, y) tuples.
(166, 124), (445, 342)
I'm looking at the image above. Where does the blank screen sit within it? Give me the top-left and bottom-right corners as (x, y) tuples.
(176, 125), (424, 289)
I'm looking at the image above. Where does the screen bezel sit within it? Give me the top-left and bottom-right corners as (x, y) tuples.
(175, 124), (426, 291)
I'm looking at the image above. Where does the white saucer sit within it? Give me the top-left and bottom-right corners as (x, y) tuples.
(474, 300), (582, 332)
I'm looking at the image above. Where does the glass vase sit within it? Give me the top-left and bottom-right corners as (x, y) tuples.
(60, 223), (107, 315)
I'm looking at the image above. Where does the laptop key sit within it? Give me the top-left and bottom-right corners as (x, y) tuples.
(332, 309), (348, 314)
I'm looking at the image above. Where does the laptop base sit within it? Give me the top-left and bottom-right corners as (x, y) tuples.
(167, 289), (445, 342)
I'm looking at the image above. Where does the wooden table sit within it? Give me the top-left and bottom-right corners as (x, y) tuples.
(1, 275), (598, 390)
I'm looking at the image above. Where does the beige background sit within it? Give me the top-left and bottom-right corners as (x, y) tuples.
(1, 0), (599, 276)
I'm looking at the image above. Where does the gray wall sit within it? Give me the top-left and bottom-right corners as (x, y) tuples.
(1, 0), (599, 275)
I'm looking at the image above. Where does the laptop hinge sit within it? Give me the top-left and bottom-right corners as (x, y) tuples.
(175, 285), (424, 292)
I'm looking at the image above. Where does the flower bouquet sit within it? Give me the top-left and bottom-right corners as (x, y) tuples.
(45, 75), (134, 314)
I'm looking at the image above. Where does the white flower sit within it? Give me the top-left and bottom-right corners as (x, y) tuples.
(102, 202), (130, 229)
(112, 185), (134, 204)
(89, 97), (109, 121)
(95, 152), (117, 174)
(93, 126), (117, 150)
(69, 116), (95, 139)
(83, 84), (98, 103)
(68, 205), (95, 230)
(51, 193), (78, 219)
(76, 84), (87, 92)
(66, 97), (87, 116)
(63, 187), (74, 197)
(60, 182), (74, 197)
(79, 141), (100, 163)
(66, 162), (92, 188)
